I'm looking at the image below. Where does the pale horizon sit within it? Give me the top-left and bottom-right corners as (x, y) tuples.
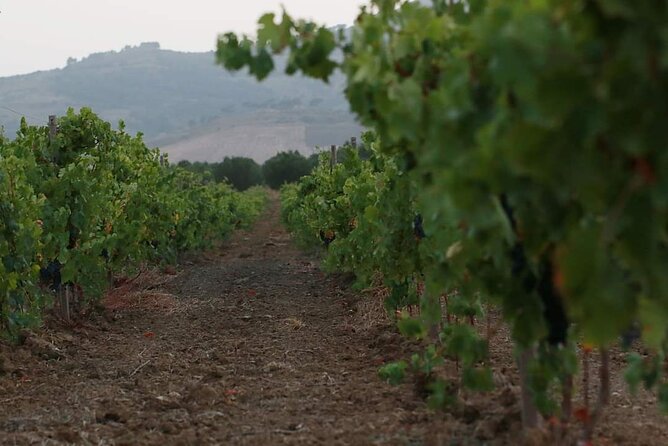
(0, 0), (367, 78)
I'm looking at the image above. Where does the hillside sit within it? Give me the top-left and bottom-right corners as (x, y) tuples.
(0, 42), (362, 162)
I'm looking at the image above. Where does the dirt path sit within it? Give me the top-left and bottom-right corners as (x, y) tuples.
(1, 195), (667, 445)
(0, 195), (445, 445)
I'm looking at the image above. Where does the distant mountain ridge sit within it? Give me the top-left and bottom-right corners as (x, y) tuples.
(0, 42), (362, 162)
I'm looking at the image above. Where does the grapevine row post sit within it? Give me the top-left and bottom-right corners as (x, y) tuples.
(48, 115), (57, 141)
(330, 145), (337, 173)
(518, 347), (540, 429)
(48, 114), (72, 322)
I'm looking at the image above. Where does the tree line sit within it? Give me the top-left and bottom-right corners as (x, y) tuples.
(176, 145), (369, 190)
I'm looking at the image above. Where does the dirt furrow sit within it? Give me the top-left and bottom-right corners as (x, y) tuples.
(2, 195), (665, 446)
(0, 195), (441, 445)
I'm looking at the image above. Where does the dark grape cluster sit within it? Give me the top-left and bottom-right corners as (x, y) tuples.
(502, 196), (569, 346)
(39, 260), (62, 292)
(413, 214), (426, 240)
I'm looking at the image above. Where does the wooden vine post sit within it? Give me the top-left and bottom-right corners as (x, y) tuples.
(48, 115), (72, 321)
(518, 347), (541, 429)
(48, 115), (57, 141)
(330, 145), (337, 173)
(584, 348), (611, 441)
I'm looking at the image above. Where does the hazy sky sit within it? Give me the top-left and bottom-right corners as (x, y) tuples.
(0, 0), (367, 78)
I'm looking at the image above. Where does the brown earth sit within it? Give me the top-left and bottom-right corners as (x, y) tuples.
(0, 195), (666, 445)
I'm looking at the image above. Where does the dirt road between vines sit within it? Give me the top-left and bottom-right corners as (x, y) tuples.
(0, 193), (667, 445)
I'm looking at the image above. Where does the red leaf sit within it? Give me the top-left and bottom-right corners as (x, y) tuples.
(225, 389), (238, 396)
(247, 289), (257, 297)
(581, 342), (594, 354)
(144, 331), (155, 338)
(633, 157), (657, 186)
(574, 407), (591, 423)
(547, 416), (560, 427)
(553, 266), (565, 294)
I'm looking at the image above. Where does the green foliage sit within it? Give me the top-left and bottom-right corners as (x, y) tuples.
(411, 345), (444, 377)
(0, 108), (266, 338)
(262, 150), (312, 189)
(378, 361), (408, 385)
(176, 160), (216, 180)
(307, 153), (320, 170)
(527, 344), (579, 415)
(426, 378), (458, 410)
(398, 315), (427, 340)
(213, 157), (263, 191)
(221, 0), (668, 413)
(278, 134), (489, 403)
(0, 143), (43, 337)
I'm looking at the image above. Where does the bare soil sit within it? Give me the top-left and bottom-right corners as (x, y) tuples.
(0, 195), (666, 445)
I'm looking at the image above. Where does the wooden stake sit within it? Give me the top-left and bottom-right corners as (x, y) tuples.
(48, 115), (72, 321)
(65, 285), (71, 322)
(485, 303), (491, 342)
(561, 373), (573, 422)
(598, 349), (610, 407)
(48, 115), (57, 142)
(518, 347), (540, 429)
(585, 348), (611, 441)
(330, 145), (337, 173)
(583, 349), (590, 410)
(57, 285), (71, 322)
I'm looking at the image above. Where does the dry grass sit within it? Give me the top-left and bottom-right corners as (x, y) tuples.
(103, 266), (180, 314)
(284, 317), (305, 331)
(104, 291), (178, 313)
(354, 286), (392, 330)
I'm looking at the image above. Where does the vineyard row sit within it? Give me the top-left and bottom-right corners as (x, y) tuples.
(0, 108), (266, 338)
(220, 1), (668, 437)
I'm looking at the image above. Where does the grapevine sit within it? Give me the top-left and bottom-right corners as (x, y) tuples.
(0, 108), (266, 337)
(218, 0), (668, 433)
